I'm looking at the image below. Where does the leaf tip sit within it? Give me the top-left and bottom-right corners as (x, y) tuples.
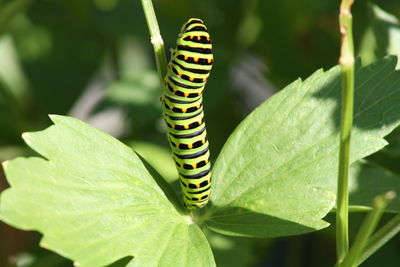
(39, 241), (51, 249)
(48, 114), (81, 128)
(2, 160), (10, 170)
(21, 133), (32, 146)
(48, 114), (62, 123)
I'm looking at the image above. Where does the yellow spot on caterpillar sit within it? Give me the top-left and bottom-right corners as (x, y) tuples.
(175, 143), (179, 147)
(180, 163), (183, 168)
(178, 72), (183, 76)
(184, 92), (189, 97)
(196, 105), (200, 109)
(205, 159), (209, 163)
(171, 124), (175, 128)
(188, 144), (193, 149)
(173, 88), (177, 93)
(207, 37), (210, 41)
(194, 57), (199, 62)
(197, 36), (201, 40)
(169, 106), (173, 110)
(202, 139), (206, 144)
(189, 77), (194, 81)
(196, 184), (200, 188)
(198, 120), (202, 125)
(192, 164), (197, 169)
(181, 108), (187, 112)
(208, 59), (212, 63)
(184, 56), (189, 60)
(190, 36), (194, 40)
(184, 125), (189, 129)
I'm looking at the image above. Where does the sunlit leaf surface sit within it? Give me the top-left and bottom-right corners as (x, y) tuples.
(207, 57), (400, 237)
(0, 115), (215, 267)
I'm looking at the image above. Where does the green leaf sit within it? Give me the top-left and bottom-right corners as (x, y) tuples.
(359, 3), (400, 69)
(0, 115), (215, 267)
(206, 57), (400, 238)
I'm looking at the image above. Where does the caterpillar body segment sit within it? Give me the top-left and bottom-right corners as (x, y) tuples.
(161, 18), (213, 209)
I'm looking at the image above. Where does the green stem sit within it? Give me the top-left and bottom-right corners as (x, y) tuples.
(357, 213), (400, 265)
(336, 0), (355, 264)
(341, 192), (395, 267)
(0, 0), (32, 35)
(140, 0), (168, 84)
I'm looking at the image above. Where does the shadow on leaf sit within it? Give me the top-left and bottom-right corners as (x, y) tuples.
(205, 206), (323, 238)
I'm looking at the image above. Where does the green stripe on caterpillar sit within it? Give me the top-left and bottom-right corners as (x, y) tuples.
(161, 18), (213, 209)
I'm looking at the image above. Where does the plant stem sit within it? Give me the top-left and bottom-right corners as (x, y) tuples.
(357, 212), (400, 265)
(336, 0), (355, 264)
(341, 192), (395, 267)
(140, 0), (167, 84)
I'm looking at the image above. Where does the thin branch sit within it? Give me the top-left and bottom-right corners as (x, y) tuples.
(358, 213), (400, 265)
(336, 0), (355, 264)
(140, 0), (168, 84)
(341, 192), (395, 267)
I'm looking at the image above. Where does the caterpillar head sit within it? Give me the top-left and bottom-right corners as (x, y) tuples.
(180, 18), (205, 34)
(177, 18), (212, 47)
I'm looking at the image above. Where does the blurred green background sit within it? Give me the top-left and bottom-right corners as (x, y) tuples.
(0, 0), (400, 266)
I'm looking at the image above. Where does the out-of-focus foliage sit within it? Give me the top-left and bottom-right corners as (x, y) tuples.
(0, 0), (400, 266)
(360, 3), (400, 69)
(130, 141), (177, 183)
(348, 161), (400, 212)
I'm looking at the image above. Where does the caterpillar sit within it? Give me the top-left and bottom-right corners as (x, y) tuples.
(161, 18), (213, 209)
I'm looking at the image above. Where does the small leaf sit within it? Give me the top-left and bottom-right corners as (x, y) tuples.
(206, 57), (400, 238)
(0, 115), (215, 267)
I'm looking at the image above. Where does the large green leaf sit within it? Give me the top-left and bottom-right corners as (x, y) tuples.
(0, 115), (215, 267)
(206, 57), (400, 238)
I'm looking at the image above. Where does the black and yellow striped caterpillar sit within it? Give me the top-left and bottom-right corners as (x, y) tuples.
(161, 18), (213, 209)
